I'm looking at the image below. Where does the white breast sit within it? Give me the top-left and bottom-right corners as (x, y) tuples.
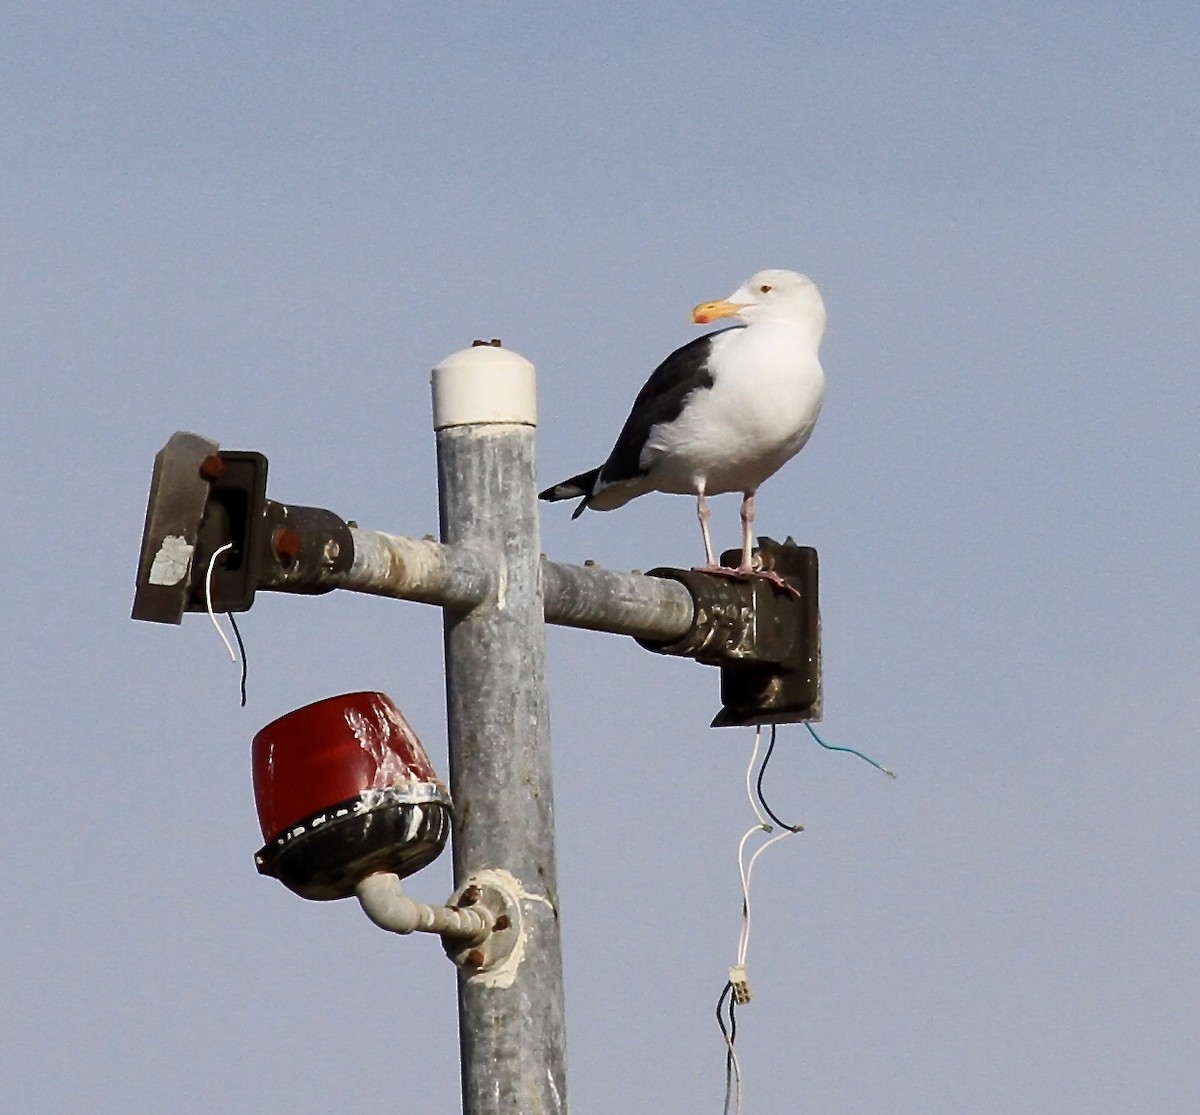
(640, 322), (825, 496)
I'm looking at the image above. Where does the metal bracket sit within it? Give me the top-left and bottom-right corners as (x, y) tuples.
(131, 432), (355, 624)
(637, 538), (822, 726)
(131, 431), (220, 623)
(443, 875), (523, 975)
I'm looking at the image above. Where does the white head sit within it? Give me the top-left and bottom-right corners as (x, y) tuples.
(692, 268), (826, 340)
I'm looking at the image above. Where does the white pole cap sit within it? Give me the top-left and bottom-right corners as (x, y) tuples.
(432, 342), (537, 430)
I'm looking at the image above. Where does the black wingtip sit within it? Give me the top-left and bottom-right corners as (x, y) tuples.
(539, 467), (601, 508)
(539, 483), (583, 503)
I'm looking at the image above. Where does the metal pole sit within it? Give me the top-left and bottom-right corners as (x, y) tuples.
(432, 344), (567, 1115)
(341, 527), (695, 643)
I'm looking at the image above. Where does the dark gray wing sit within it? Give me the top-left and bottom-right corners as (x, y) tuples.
(596, 328), (736, 486)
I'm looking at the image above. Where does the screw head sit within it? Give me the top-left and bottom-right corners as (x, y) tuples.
(199, 454), (225, 481)
(464, 948), (486, 968)
(273, 528), (301, 563)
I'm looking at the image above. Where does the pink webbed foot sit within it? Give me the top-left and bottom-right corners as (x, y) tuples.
(689, 563), (802, 597)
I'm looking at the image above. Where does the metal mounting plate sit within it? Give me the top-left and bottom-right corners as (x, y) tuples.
(443, 875), (522, 975)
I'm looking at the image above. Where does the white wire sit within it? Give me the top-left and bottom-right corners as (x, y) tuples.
(736, 730), (804, 966)
(722, 1024), (744, 1115)
(723, 729), (804, 1114)
(735, 823), (764, 966)
(744, 724), (769, 827)
(205, 542), (238, 663)
(738, 827), (797, 966)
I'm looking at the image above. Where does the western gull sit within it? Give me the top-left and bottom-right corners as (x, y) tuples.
(539, 268), (826, 579)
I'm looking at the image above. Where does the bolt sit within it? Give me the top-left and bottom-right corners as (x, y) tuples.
(584, 559), (596, 567)
(322, 539), (340, 564)
(199, 455), (225, 481)
(464, 948), (486, 968)
(458, 885), (481, 907)
(492, 914), (511, 932)
(273, 528), (301, 563)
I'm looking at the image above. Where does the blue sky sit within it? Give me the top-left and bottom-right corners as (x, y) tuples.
(3, 4), (1197, 1112)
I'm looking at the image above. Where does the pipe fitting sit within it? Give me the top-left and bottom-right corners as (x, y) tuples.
(355, 872), (489, 942)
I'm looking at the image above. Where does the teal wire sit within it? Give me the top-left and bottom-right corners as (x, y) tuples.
(804, 722), (896, 778)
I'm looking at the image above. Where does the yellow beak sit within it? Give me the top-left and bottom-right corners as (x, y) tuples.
(691, 299), (745, 325)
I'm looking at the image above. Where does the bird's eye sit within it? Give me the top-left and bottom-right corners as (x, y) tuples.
(759, 284), (772, 293)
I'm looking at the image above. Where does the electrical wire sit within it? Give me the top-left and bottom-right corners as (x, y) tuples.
(719, 728), (804, 1114)
(743, 725), (769, 827)
(715, 980), (741, 1115)
(228, 609), (249, 705)
(718, 724), (893, 1111)
(205, 542), (248, 705)
(804, 721), (896, 778)
(734, 824), (762, 968)
(736, 823), (798, 969)
(755, 724), (805, 831)
(205, 543), (237, 660)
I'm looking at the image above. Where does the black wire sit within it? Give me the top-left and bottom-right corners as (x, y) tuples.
(228, 611), (248, 707)
(716, 981), (737, 1114)
(713, 727), (801, 1112)
(755, 724), (803, 832)
(207, 552), (249, 708)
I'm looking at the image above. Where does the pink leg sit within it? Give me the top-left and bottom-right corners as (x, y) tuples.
(696, 488), (716, 567)
(709, 488), (799, 596)
(690, 485), (796, 593)
(738, 491), (756, 573)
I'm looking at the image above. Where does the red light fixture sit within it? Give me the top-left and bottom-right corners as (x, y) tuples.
(252, 692), (451, 900)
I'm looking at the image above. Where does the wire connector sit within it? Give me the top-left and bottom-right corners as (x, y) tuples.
(728, 965), (752, 1005)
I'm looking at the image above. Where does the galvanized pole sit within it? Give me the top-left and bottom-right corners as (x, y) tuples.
(340, 527), (695, 641)
(432, 344), (567, 1114)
